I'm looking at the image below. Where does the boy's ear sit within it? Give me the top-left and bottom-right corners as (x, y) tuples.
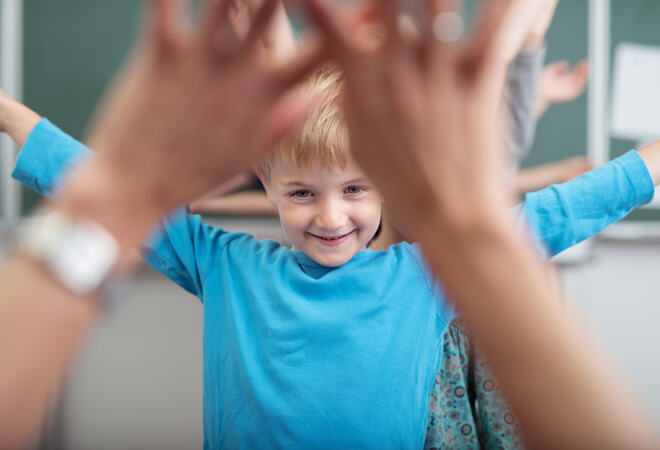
(255, 169), (277, 208)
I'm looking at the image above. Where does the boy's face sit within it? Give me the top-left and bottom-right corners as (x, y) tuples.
(261, 157), (382, 267)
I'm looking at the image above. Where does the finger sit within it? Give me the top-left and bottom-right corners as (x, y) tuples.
(269, 35), (327, 91)
(353, 0), (379, 24)
(461, 0), (513, 113)
(379, 0), (403, 48)
(463, 0), (512, 70)
(242, 0), (279, 51)
(303, 0), (355, 57)
(348, 1), (387, 51)
(574, 59), (589, 75)
(426, 0), (463, 54)
(148, 0), (184, 52)
(551, 60), (570, 73)
(427, 0), (461, 24)
(228, 0), (252, 40)
(201, 0), (232, 49)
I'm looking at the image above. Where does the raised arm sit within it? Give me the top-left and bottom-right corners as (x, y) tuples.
(519, 137), (660, 257)
(522, 149), (654, 257)
(502, 0), (557, 165)
(0, 1), (324, 445)
(536, 59), (589, 118)
(305, 0), (657, 446)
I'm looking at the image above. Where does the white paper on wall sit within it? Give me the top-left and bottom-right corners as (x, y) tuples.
(611, 42), (660, 140)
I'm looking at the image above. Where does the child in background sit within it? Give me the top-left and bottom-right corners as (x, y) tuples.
(2, 2), (657, 448)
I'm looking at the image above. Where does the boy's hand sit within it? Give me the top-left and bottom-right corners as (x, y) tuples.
(0, 87), (10, 133)
(59, 0), (324, 253)
(0, 87), (41, 147)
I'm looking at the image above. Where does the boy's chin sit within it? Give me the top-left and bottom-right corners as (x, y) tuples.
(306, 249), (359, 268)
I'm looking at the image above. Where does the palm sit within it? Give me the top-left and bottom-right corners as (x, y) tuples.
(540, 60), (589, 104)
(87, 0), (322, 210)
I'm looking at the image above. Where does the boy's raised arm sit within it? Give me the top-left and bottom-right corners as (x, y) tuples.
(520, 137), (660, 258)
(0, 88), (41, 148)
(521, 148), (655, 257)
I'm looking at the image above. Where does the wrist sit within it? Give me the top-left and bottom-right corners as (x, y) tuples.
(415, 195), (512, 250)
(54, 157), (169, 257)
(0, 98), (41, 147)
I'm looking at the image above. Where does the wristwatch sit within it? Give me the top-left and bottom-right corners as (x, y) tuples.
(16, 209), (119, 296)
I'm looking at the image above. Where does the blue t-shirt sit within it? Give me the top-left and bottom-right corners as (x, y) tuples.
(12, 119), (655, 448)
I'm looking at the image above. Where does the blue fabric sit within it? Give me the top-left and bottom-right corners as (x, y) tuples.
(521, 151), (654, 256)
(13, 118), (655, 448)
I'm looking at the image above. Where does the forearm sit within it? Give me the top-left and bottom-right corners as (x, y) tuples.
(504, 46), (545, 164)
(417, 212), (656, 448)
(0, 156), (171, 447)
(0, 254), (97, 448)
(55, 156), (170, 257)
(0, 96), (41, 148)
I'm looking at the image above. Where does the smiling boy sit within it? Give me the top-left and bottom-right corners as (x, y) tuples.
(5, 65), (657, 447)
(257, 69), (381, 267)
(263, 157), (381, 266)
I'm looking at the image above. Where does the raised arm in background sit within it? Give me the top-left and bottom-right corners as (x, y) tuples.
(303, 0), (658, 446)
(502, 0), (557, 165)
(536, 58), (589, 118)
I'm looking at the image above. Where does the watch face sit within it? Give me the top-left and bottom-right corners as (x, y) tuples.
(19, 210), (119, 295)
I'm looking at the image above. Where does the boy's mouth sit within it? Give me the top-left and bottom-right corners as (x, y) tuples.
(306, 230), (356, 247)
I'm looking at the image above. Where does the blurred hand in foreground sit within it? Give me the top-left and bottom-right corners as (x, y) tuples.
(304, 0), (517, 238)
(61, 0), (325, 252)
(79, 0), (324, 221)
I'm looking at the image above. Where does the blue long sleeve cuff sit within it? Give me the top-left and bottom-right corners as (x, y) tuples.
(12, 118), (92, 197)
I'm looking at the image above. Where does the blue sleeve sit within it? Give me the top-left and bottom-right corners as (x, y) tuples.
(140, 208), (246, 299)
(11, 117), (233, 299)
(521, 150), (655, 257)
(11, 118), (92, 196)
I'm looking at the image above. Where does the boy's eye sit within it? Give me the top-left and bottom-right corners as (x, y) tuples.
(345, 185), (363, 195)
(291, 190), (312, 199)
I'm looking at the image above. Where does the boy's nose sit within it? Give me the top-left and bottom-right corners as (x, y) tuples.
(315, 202), (347, 231)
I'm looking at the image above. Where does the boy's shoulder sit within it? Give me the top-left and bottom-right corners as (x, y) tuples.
(378, 240), (423, 260)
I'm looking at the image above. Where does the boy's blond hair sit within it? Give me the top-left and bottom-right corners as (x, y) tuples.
(259, 66), (349, 179)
